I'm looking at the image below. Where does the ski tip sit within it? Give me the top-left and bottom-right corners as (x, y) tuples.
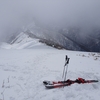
(43, 80), (51, 85)
(96, 80), (99, 82)
(91, 80), (99, 82)
(43, 81), (48, 85)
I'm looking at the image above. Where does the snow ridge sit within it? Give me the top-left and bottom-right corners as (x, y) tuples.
(0, 32), (53, 49)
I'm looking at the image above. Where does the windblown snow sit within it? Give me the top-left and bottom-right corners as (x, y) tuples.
(0, 33), (100, 100)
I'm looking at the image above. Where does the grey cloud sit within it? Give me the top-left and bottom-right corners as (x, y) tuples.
(0, 0), (100, 41)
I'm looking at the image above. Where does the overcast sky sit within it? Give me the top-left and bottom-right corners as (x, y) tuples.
(0, 0), (100, 41)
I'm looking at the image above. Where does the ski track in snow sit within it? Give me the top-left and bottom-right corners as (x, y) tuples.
(0, 49), (100, 100)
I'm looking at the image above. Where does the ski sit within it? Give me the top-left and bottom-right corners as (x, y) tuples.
(43, 79), (98, 85)
(43, 78), (98, 89)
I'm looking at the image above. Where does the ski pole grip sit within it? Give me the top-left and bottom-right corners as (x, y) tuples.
(66, 55), (68, 61)
(67, 58), (70, 64)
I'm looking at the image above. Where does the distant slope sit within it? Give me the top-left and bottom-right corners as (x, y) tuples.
(60, 27), (100, 52)
(0, 32), (54, 49)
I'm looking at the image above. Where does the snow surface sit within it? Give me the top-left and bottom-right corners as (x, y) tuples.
(0, 33), (100, 100)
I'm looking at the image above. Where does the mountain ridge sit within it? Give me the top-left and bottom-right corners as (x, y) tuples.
(1, 24), (100, 52)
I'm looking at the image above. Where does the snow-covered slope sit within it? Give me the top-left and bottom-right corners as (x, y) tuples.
(0, 33), (100, 100)
(0, 32), (53, 49)
(0, 42), (12, 49)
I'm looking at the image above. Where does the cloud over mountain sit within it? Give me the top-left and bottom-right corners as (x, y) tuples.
(0, 0), (100, 42)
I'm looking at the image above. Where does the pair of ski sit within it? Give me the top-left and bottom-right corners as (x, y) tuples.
(43, 78), (98, 89)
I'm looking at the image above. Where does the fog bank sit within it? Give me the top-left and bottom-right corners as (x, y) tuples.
(0, 0), (100, 41)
